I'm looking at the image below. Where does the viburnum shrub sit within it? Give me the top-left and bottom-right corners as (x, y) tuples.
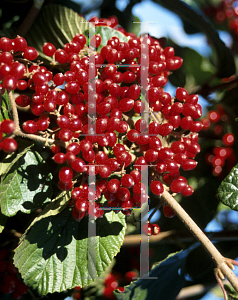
(1, 2), (238, 300)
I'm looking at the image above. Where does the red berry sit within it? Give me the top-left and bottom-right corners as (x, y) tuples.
(150, 181), (164, 195)
(171, 180), (187, 193)
(2, 138), (17, 153)
(3, 75), (17, 90)
(222, 133), (234, 146)
(42, 42), (56, 56)
(75, 198), (88, 212)
(176, 87), (189, 101)
(59, 166), (73, 183)
(142, 223), (153, 236)
(152, 224), (160, 235)
(22, 120), (38, 133)
(72, 206), (85, 221)
(121, 174), (135, 188)
(181, 159), (197, 171)
(107, 179), (120, 194)
(181, 185), (194, 196)
(23, 47), (38, 60)
(163, 205), (176, 218)
(1, 119), (15, 134)
(55, 49), (68, 64)
(0, 37), (12, 51)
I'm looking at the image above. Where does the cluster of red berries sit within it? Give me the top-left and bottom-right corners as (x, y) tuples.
(0, 15), (203, 225)
(202, 105), (235, 176)
(89, 15), (119, 29)
(203, 0), (238, 36)
(72, 271), (138, 300)
(0, 249), (28, 299)
(142, 222), (160, 236)
(0, 119), (17, 153)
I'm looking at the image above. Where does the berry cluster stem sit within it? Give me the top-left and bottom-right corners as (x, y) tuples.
(8, 91), (64, 146)
(161, 190), (238, 292)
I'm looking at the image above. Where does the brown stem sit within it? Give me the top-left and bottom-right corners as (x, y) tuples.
(215, 268), (228, 300)
(16, 0), (45, 37)
(8, 91), (64, 147)
(161, 190), (238, 292)
(123, 230), (238, 246)
(196, 77), (238, 97)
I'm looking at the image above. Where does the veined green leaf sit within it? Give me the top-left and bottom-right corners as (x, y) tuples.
(0, 150), (52, 217)
(26, 5), (92, 63)
(217, 164), (238, 211)
(114, 246), (196, 300)
(14, 209), (126, 295)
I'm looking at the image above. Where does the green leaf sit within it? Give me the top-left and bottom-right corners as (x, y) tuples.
(225, 285), (238, 299)
(217, 164), (238, 211)
(94, 26), (128, 52)
(0, 211), (8, 233)
(0, 88), (11, 122)
(26, 5), (91, 63)
(155, 0), (235, 77)
(114, 246), (196, 300)
(14, 209), (126, 296)
(169, 46), (215, 88)
(54, 0), (82, 13)
(0, 150), (52, 217)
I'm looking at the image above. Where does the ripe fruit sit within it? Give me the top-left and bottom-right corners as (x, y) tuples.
(0, 22), (202, 225)
(142, 223), (153, 236)
(150, 181), (164, 196)
(2, 138), (17, 153)
(163, 205), (176, 218)
(1, 119), (16, 134)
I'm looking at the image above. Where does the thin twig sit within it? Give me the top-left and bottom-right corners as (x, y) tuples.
(161, 190), (238, 292)
(8, 91), (65, 147)
(215, 268), (228, 300)
(123, 230), (238, 246)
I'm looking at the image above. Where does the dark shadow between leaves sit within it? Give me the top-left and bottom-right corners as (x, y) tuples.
(22, 192), (51, 210)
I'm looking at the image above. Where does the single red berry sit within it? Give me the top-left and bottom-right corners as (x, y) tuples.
(142, 223), (153, 236)
(1, 119), (16, 134)
(181, 185), (194, 196)
(152, 224), (160, 235)
(3, 75), (17, 90)
(72, 206), (85, 221)
(22, 120), (38, 133)
(222, 133), (234, 146)
(23, 47), (38, 60)
(59, 166), (73, 183)
(170, 179), (187, 193)
(14, 36), (27, 51)
(75, 198), (88, 212)
(150, 181), (164, 195)
(121, 174), (135, 189)
(163, 205), (176, 218)
(2, 138), (17, 153)
(43, 42), (56, 56)
(176, 87), (189, 101)
(107, 179), (120, 194)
